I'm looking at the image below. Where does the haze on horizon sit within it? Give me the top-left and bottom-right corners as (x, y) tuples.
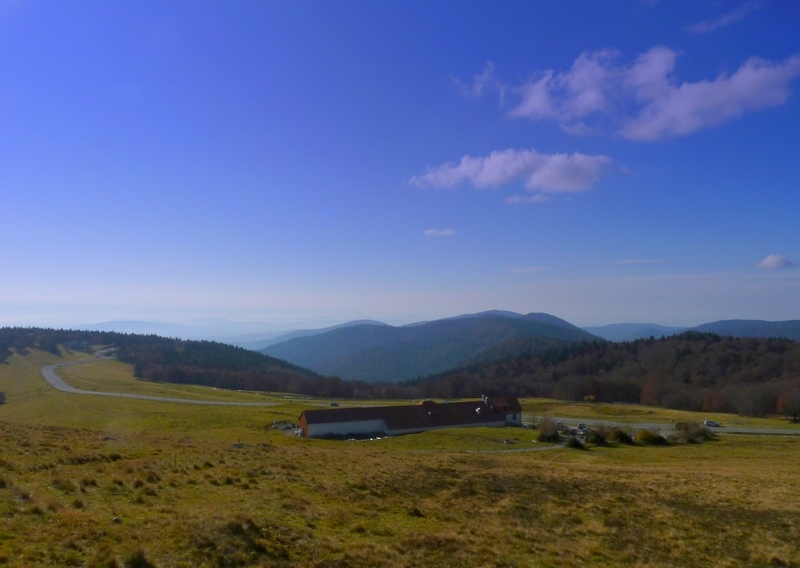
(1, 2), (798, 331)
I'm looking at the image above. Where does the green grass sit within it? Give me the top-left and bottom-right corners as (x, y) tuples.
(1, 348), (800, 567)
(56, 358), (282, 402)
(523, 398), (800, 429)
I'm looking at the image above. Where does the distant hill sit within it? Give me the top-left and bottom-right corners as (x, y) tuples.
(583, 320), (800, 342)
(234, 320), (389, 351)
(689, 320), (800, 341)
(584, 323), (686, 342)
(78, 320), (199, 338)
(262, 312), (599, 382)
(0, 327), (325, 395)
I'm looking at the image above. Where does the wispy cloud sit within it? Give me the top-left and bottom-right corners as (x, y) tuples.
(424, 228), (455, 237)
(454, 61), (503, 99)
(755, 254), (795, 270)
(504, 194), (549, 205)
(509, 49), (618, 123)
(411, 149), (610, 202)
(620, 51), (800, 140)
(468, 46), (800, 140)
(685, 2), (760, 34)
(509, 266), (545, 274)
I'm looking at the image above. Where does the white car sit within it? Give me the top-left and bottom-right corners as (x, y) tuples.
(703, 420), (722, 428)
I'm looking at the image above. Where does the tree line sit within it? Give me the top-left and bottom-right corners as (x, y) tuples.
(3, 327), (800, 418)
(397, 332), (800, 418)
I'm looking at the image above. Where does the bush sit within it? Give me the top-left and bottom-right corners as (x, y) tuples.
(124, 549), (156, 568)
(636, 430), (668, 446)
(612, 428), (635, 445)
(536, 417), (561, 443)
(585, 429), (608, 446)
(672, 422), (715, 444)
(565, 437), (586, 450)
(594, 425), (634, 445)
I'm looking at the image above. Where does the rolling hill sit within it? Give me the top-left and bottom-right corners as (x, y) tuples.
(690, 319), (800, 341)
(261, 311), (600, 382)
(583, 323), (686, 341)
(232, 320), (389, 351)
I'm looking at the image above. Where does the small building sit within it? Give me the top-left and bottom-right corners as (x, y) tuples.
(298, 395), (523, 439)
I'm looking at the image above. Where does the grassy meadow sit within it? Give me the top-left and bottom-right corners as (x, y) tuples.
(1, 350), (799, 567)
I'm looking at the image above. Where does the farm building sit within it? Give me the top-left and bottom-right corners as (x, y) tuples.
(298, 395), (523, 438)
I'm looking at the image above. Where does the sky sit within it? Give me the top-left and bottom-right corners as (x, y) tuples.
(1, 1), (799, 332)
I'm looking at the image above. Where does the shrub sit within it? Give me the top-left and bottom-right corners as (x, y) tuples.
(594, 425), (634, 445)
(636, 430), (668, 446)
(673, 422), (715, 444)
(612, 428), (635, 445)
(124, 549), (156, 568)
(536, 417), (561, 443)
(585, 429), (608, 446)
(565, 437), (586, 450)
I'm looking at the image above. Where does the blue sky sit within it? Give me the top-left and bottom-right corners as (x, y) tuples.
(1, 1), (798, 331)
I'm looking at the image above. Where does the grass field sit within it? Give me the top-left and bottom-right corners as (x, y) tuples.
(1, 349), (799, 567)
(524, 398), (800, 430)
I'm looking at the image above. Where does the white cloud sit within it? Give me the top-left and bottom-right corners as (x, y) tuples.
(755, 254), (795, 270)
(411, 149), (610, 200)
(495, 47), (800, 140)
(424, 229), (455, 237)
(620, 53), (800, 140)
(685, 2), (760, 34)
(508, 72), (558, 119)
(509, 50), (618, 124)
(455, 61), (500, 98)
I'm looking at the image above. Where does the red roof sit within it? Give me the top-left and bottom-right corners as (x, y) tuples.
(486, 395), (523, 413)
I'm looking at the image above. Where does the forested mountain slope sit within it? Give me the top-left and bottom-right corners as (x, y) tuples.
(690, 320), (800, 341)
(0, 327), (321, 394)
(402, 332), (800, 417)
(262, 313), (599, 382)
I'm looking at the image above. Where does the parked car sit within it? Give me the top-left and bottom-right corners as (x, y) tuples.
(703, 420), (722, 427)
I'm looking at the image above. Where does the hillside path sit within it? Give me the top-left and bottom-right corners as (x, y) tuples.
(41, 357), (277, 407)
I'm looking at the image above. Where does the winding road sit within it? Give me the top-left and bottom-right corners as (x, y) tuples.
(41, 357), (277, 407)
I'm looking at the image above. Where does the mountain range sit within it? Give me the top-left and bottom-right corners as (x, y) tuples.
(261, 311), (599, 382)
(585, 320), (800, 342)
(80, 314), (800, 384)
(261, 313), (800, 383)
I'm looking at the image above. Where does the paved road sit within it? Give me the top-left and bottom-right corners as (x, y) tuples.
(534, 415), (800, 436)
(41, 357), (277, 407)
